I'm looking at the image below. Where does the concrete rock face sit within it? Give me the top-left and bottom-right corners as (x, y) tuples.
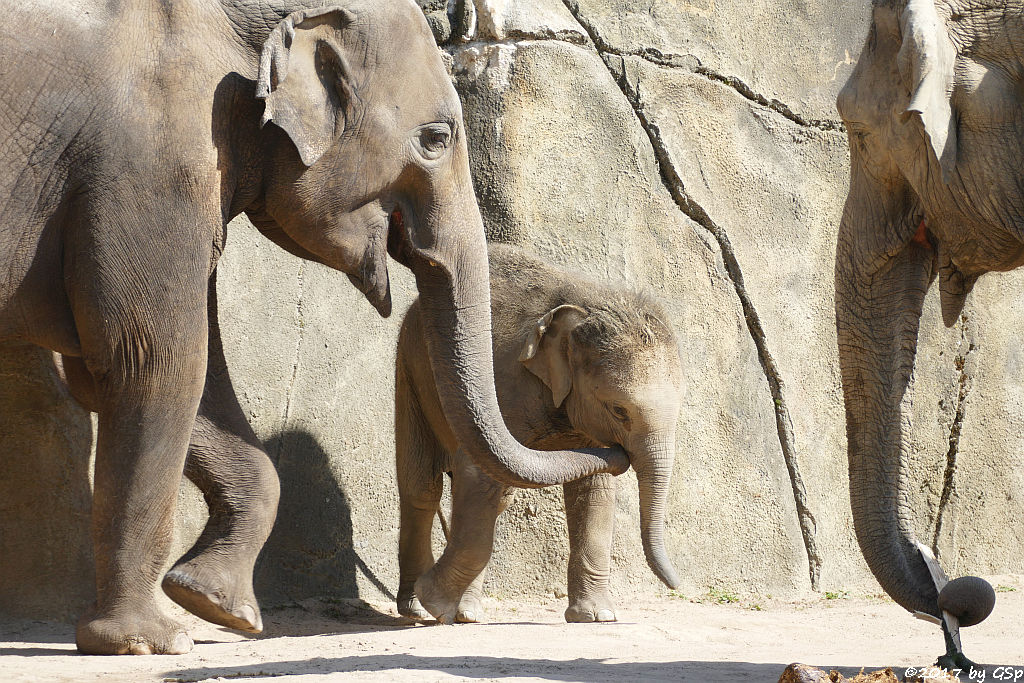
(0, 347), (93, 620)
(3, 0), (1024, 623)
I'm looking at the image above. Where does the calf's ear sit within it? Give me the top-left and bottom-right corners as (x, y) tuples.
(519, 305), (587, 408)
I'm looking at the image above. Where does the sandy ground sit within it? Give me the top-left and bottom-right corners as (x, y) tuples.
(2, 576), (1022, 683)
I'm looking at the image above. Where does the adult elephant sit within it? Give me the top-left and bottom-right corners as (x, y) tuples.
(835, 0), (1017, 667)
(0, 0), (626, 655)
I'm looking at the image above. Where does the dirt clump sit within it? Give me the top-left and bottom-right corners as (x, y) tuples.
(778, 663), (959, 682)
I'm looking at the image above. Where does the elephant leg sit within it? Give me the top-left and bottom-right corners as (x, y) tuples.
(395, 360), (444, 621)
(563, 474), (617, 623)
(454, 486), (514, 623)
(414, 453), (507, 624)
(454, 568), (488, 623)
(72, 279), (208, 655)
(162, 275), (278, 634)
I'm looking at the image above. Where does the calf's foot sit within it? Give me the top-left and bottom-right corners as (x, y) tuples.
(565, 593), (617, 623)
(397, 584), (432, 621)
(414, 568), (466, 625)
(76, 604), (192, 655)
(455, 593), (483, 623)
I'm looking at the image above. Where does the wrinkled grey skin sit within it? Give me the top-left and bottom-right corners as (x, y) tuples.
(836, 0), (1017, 663)
(395, 245), (682, 624)
(0, 0), (626, 655)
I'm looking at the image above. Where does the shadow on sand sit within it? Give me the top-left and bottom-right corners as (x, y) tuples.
(163, 655), (1024, 683)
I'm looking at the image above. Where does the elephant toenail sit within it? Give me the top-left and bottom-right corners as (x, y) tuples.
(233, 604), (261, 632)
(597, 609), (615, 622)
(169, 631), (194, 655)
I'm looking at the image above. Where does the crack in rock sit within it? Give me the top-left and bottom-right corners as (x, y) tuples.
(276, 260), (307, 465)
(561, 0), (823, 590)
(439, 18), (843, 132)
(931, 313), (976, 557)
(553, 2), (842, 133)
(692, 67), (844, 133)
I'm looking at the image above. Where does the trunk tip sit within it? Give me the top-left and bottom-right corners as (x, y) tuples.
(652, 561), (680, 590)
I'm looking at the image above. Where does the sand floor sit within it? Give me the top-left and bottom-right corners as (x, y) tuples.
(2, 575), (1022, 682)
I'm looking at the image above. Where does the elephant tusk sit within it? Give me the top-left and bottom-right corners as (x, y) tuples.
(916, 541), (949, 591)
(916, 542), (962, 651)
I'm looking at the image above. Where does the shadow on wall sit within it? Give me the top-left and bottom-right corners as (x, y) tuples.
(255, 430), (361, 606)
(0, 344), (94, 622)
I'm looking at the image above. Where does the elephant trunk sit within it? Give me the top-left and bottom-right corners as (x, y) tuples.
(631, 431), (680, 589)
(400, 140), (628, 488)
(836, 172), (995, 627)
(835, 164), (942, 618)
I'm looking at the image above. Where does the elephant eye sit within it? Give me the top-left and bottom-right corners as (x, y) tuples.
(608, 403), (630, 425)
(416, 123), (453, 161)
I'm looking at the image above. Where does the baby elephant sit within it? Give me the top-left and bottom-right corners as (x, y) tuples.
(395, 244), (683, 624)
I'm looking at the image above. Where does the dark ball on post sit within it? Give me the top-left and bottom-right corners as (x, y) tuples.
(937, 576), (996, 627)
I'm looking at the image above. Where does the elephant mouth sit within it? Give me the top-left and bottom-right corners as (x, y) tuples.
(386, 207), (414, 268)
(347, 213), (395, 319)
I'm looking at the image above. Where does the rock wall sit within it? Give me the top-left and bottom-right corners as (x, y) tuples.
(2, 0), (1023, 621)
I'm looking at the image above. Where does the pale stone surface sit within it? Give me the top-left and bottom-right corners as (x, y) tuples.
(927, 275), (1024, 577)
(568, 0), (869, 121)
(0, 346), (93, 620)
(3, 0), (1024, 627)
(420, 0), (589, 44)
(613, 54), (869, 590)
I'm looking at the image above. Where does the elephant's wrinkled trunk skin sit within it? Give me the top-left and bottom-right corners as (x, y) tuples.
(631, 431), (680, 589)
(402, 143), (628, 488)
(835, 167), (941, 619)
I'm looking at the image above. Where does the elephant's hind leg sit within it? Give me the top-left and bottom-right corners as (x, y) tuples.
(563, 474), (617, 623)
(162, 275), (279, 634)
(395, 358), (444, 621)
(453, 485), (514, 623)
(414, 454), (508, 624)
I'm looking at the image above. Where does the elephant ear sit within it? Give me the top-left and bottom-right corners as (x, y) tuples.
(256, 7), (359, 167)
(519, 305), (588, 408)
(897, 0), (958, 182)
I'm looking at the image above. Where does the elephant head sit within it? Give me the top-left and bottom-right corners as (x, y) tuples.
(834, 0), (1014, 629)
(520, 302), (682, 588)
(240, 1), (627, 487)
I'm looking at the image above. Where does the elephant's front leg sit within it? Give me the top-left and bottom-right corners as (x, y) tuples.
(72, 269), (209, 655)
(414, 454), (508, 624)
(162, 274), (279, 634)
(563, 473), (617, 623)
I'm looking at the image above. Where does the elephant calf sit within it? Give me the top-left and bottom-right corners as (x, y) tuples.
(395, 244), (683, 623)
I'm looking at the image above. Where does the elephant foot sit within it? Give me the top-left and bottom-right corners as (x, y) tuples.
(414, 569), (464, 625)
(162, 557), (262, 633)
(396, 587), (433, 622)
(76, 604), (193, 655)
(456, 594), (483, 623)
(565, 594), (617, 623)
